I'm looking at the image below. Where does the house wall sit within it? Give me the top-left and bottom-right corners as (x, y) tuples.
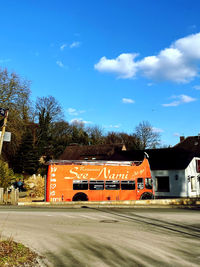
(185, 157), (200, 198)
(152, 169), (186, 198)
(151, 157), (200, 198)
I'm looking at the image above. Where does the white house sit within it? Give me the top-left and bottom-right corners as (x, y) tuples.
(152, 156), (200, 198)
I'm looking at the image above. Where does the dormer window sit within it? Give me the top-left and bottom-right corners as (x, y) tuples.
(196, 160), (200, 173)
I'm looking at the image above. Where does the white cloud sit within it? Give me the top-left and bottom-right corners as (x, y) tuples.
(56, 60), (64, 68)
(188, 24), (197, 31)
(70, 41), (81, 48)
(180, 95), (196, 103)
(122, 98), (135, 104)
(173, 132), (181, 137)
(137, 48), (197, 83)
(174, 33), (200, 60)
(193, 85), (200, 90)
(112, 124), (121, 128)
(67, 108), (85, 116)
(94, 53), (138, 79)
(67, 108), (77, 115)
(95, 32), (200, 83)
(104, 124), (121, 129)
(147, 83), (153, 86)
(70, 118), (91, 125)
(152, 127), (164, 133)
(162, 94), (196, 107)
(60, 44), (67, 51)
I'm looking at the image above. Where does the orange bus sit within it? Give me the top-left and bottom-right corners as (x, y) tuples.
(46, 157), (153, 202)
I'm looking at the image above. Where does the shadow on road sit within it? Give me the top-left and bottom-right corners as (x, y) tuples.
(82, 207), (200, 239)
(45, 235), (164, 267)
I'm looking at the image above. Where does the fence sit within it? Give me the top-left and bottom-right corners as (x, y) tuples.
(0, 188), (3, 204)
(0, 187), (19, 205)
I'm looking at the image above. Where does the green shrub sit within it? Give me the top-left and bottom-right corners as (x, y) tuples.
(0, 159), (14, 189)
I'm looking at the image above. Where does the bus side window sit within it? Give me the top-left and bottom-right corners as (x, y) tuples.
(137, 178), (144, 190)
(121, 180), (135, 190)
(73, 180), (88, 190)
(105, 180), (120, 190)
(145, 178), (152, 189)
(89, 180), (104, 190)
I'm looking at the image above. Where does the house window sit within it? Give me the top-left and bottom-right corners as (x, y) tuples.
(191, 177), (196, 192)
(156, 176), (170, 192)
(196, 160), (200, 173)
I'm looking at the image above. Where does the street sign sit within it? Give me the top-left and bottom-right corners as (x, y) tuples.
(0, 131), (11, 142)
(0, 108), (6, 117)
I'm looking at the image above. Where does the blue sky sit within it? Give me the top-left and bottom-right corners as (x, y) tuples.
(1, 0), (200, 146)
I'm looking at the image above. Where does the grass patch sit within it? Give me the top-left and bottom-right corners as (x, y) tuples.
(0, 238), (41, 266)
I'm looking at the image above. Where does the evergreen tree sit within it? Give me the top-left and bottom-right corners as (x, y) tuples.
(36, 108), (52, 158)
(13, 127), (39, 175)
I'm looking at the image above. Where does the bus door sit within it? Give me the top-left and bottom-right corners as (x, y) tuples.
(136, 178), (144, 199)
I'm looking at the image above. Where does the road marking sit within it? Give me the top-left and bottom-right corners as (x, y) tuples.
(79, 214), (98, 220)
(95, 214), (112, 220)
(62, 214), (76, 218)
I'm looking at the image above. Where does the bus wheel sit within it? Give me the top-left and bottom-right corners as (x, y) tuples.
(140, 192), (154, 200)
(72, 193), (88, 201)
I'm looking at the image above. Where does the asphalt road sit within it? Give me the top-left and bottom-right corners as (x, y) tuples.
(0, 206), (200, 267)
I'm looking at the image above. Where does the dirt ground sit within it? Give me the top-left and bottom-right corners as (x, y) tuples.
(18, 196), (44, 202)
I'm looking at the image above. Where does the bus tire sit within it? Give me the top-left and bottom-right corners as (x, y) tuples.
(72, 193), (88, 201)
(140, 192), (154, 200)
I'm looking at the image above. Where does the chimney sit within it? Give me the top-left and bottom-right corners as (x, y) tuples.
(180, 136), (185, 142)
(122, 144), (127, 151)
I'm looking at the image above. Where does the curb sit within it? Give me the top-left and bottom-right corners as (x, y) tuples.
(17, 198), (200, 208)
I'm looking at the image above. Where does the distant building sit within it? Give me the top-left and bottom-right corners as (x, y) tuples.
(174, 135), (200, 155)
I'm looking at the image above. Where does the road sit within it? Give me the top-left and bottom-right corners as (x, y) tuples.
(0, 206), (200, 266)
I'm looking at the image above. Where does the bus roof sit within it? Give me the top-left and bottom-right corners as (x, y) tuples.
(46, 160), (143, 166)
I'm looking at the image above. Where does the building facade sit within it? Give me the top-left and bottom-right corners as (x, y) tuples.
(152, 157), (200, 198)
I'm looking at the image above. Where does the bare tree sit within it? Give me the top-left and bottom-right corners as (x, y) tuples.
(104, 131), (122, 144)
(104, 131), (141, 150)
(135, 121), (161, 149)
(86, 126), (105, 145)
(35, 95), (63, 122)
(0, 68), (30, 110)
(0, 68), (31, 160)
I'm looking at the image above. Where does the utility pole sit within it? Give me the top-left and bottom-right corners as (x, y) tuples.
(0, 109), (9, 155)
